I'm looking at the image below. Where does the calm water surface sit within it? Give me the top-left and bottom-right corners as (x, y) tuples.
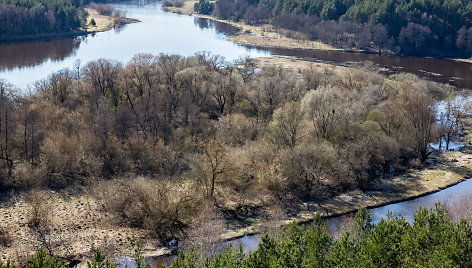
(196, 177), (472, 268)
(0, 0), (268, 87)
(0, 0), (471, 88)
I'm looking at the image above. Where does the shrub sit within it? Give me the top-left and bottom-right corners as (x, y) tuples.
(10, 162), (47, 190)
(24, 190), (52, 228)
(0, 229), (12, 248)
(181, 203), (226, 259)
(162, 0), (184, 7)
(194, 0), (214, 15)
(89, 3), (115, 16)
(216, 114), (259, 146)
(95, 178), (198, 242)
(40, 131), (101, 187)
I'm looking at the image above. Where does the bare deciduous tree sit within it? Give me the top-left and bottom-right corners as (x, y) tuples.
(301, 86), (342, 140)
(194, 139), (232, 200)
(404, 93), (435, 160)
(266, 101), (304, 149)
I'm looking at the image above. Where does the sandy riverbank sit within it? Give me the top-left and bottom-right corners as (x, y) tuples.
(163, 1), (337, 51)
(84, 8), (140, 34)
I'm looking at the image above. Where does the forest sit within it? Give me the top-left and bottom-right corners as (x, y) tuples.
(0, 0), (86, 36)
(197, 0), (472, 56)
(0, 53), (460, 198)
(0, 52), (468, 261)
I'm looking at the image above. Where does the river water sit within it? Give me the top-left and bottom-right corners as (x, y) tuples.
(0, 0), (472, 88)
(0, 0), (268, 87)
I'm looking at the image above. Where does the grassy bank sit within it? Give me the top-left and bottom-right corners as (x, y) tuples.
(0, 190), (164, 263)
(164, 1), (337, 51)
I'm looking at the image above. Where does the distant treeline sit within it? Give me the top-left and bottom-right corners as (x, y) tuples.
(0, 0), (88, 36)
(199, 0), (472, 57)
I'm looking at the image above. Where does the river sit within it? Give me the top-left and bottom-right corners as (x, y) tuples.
(0, 0), (472, 88)
(0, 0), (268, 87)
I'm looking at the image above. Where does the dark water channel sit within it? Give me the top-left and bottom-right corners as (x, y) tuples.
(264, 47), (472, 89)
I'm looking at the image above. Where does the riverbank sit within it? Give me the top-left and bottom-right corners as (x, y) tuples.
(223, 142), (472, 241)
(2, 144), (470, 264)
(84, 8), (140, 34)
(163, 1), (337, 51)
(164, 1), (472, 62)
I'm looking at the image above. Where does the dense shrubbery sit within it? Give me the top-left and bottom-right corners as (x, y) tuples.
(0, 53), (466, 244)
(207, 0), (472, 56)
(0, 54), (461, 193)
(0, 0), (86, 36)
(163, 0), (184, 8)
(94, 178), (197, 242)
(88, 2), (114, 15)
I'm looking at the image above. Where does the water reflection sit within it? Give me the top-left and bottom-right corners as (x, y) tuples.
(0, 38), (80, 71)
(0, 0), (267, 87)
(194, 17), (241, 36)
(1, 0), (471, 89)
(195, 17), (211, 30)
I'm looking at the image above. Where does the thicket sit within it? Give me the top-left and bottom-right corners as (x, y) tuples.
(88, 2), (114, 16)
(207, 0), (472, 57)
(0, 0), (86, 36)
(194, 0), (214, 15)
(163, 0), (184, 8)
(0, 53), (465, 242)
